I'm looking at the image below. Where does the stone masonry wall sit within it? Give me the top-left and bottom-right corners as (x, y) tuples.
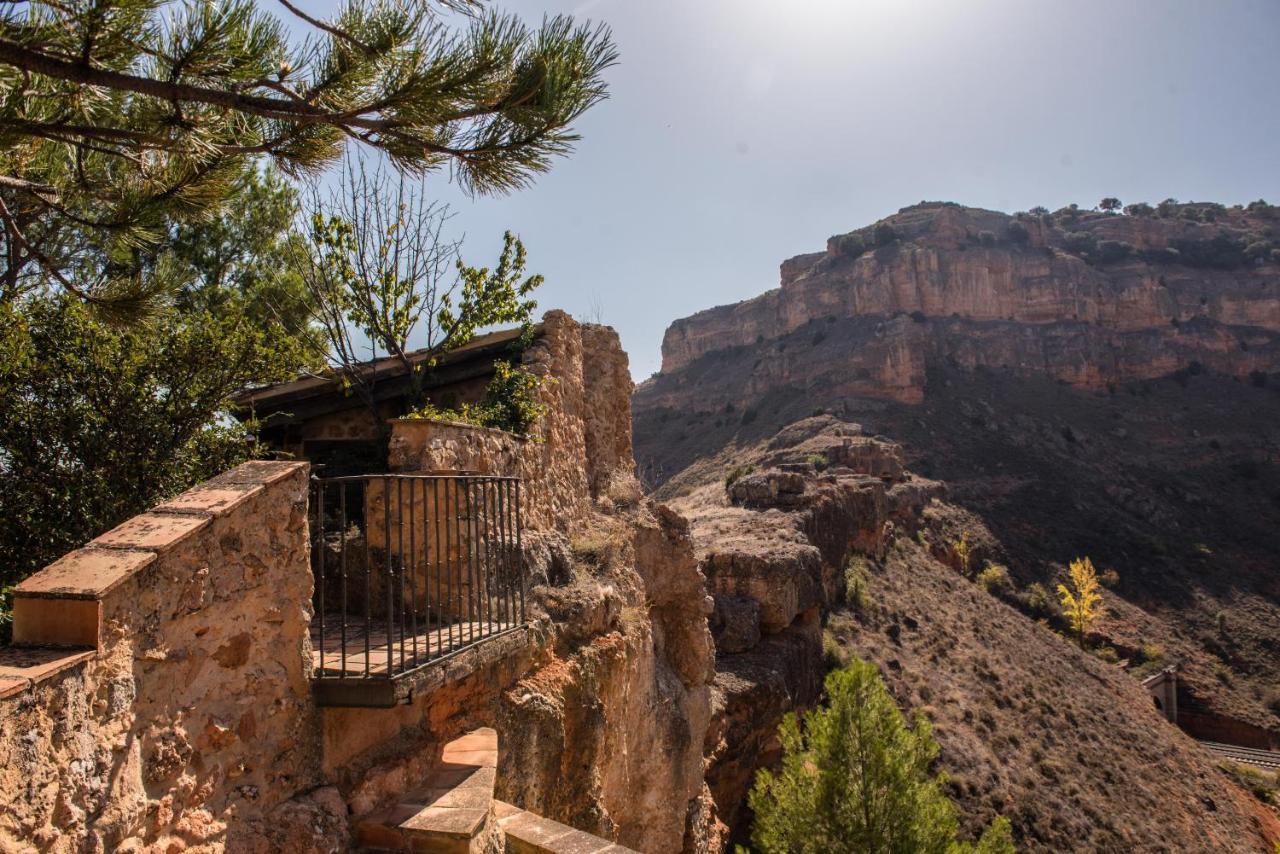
(0, 462), (325, 853)
(389, 311), (635, 533)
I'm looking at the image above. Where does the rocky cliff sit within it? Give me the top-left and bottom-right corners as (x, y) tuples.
(663, 416), (1278, 851)
(656, 201), (1280, 404)
(634, 201), (1280, 850)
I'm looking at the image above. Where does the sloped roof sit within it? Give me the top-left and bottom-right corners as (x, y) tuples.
(232, 325), (537, 422)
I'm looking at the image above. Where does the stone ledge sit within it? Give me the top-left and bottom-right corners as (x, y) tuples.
(14, 547), (156, 601)
(207, 459), (308, 486)
(91, 511), (209, 552)
(10, 460), (307, 650)
(390, 417), (530, 445)
(496, 801), (638, 854)
(154, 481), (265, 518)
(0, 648), (95, 700)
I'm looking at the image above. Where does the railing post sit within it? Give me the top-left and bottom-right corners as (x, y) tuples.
(384, 475), (395, 677)
(315, 477), (325, 671)
(516, 479), (525, 625)
(408, 477), (418, 669)
(339, 482), (348, 677)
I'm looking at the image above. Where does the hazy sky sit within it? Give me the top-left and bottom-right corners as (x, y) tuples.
(304, 0), (1280, 378)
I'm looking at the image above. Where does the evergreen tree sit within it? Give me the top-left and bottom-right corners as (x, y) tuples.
(748, 658), (1016, 854)
(0, 0), (616, 312)
(0, 165), (313, 594)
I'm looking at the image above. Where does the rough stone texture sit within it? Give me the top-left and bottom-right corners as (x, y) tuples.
(656, 203), (1280, 397)
(640, 204), (1280, 425)
(703, 611), (823, 835)
(0, 462), (319, 853)
(495, 504), (715, 854)
(725, 470), (807, 509)
(390, 311), (635, 534)
(709, 595), (760, 655)
(229, 786), (350, 854)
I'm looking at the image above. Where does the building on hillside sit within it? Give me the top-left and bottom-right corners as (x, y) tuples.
(231, 325), (538, 475)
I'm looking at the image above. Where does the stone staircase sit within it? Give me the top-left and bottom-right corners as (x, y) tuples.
(355, 728), (636, 854)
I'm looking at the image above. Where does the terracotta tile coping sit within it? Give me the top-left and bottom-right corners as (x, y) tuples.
(13, 461), (305, 602)
(15, 548), (156, 601)
(0, 649), (94, 699)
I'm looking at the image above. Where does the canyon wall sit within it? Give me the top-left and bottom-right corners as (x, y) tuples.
(656, 202), (1280, 403)
(663, 417), (1280, 851)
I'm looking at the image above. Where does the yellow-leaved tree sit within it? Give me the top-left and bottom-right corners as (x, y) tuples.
(1057, 557), (1103, 649)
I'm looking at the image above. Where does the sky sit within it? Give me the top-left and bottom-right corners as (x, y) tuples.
(301, 0), (1280, 379)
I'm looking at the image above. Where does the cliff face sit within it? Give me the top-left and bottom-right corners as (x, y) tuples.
(633, 201), (1280, 849)
(657, 202), (1280, 403)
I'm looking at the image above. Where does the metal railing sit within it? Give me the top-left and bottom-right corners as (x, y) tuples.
(309, 474), (525, 682)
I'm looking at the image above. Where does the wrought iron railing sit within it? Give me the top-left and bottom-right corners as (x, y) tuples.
(309, 474), (525, 683)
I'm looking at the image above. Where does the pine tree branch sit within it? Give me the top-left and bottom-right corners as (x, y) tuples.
(274, 0), (375, 56)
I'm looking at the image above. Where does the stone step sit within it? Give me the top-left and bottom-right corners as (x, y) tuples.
(356, 727), (499, 853)
(494, 801), (638, 854)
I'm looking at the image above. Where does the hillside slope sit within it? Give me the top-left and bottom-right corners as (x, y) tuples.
(664, 416), (1279, 851)
(634, 200), (1280, 848)
(634, 201), (1280, 746)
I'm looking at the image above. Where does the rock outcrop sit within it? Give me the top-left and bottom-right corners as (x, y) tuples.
(668, 419), (943, 841)
(662, 417), (1280, 851)
(652, 202), (1280, 404)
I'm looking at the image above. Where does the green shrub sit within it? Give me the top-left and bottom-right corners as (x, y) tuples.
(1169, 234), (1249, 269)
(874, 222), (898, 246)
(836, 233), (867, 258)
(822, 630), (850, 671)
(725, 464), (755, 488)
(1093, 645), (1120, 664)
(845, 557), (870, 611)
(1140, 642), (1165, 665)
(1006, 221), (1030, 243)
(1219, 760), (1280, 807)
(0, 586), (12, 646)
(978, 230), (997, 247)
(410, 359), (545, 436)
(749, 659), (1015, 854)
(1092, 239), (1134, 264)
(976, 563), (1014, 599)
(1023, 582), (1053, 619)
(1063, 231), (1096, 256)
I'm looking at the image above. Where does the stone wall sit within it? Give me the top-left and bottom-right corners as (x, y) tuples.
(389, 311), (635, 533)
(0, 310), (717, 854)
(0, 462), (326, 853)
(377, 311), (720, 852)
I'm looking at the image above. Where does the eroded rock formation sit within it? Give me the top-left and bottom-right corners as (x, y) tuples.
(664, 417), (1280, 851)
(652, 202), (1280, 405)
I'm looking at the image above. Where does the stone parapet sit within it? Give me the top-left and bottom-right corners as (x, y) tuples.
(0, 460), (318, 852)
